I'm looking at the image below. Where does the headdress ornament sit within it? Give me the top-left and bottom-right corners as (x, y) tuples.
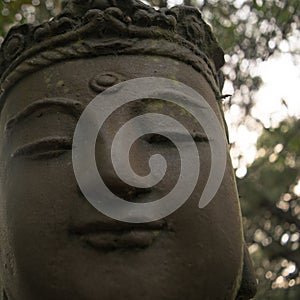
(0, 0), (225, 104)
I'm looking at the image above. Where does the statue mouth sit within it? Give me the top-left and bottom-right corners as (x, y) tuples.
(69, 219), (169, 251)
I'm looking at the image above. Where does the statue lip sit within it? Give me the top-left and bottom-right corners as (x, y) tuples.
(69, 219), (168, 250)
(69, 219), (167, 234)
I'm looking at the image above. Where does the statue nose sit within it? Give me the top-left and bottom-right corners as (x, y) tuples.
(94, 129), (151, 201)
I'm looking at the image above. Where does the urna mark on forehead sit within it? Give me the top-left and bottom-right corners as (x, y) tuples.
(0, 65), (129, 129)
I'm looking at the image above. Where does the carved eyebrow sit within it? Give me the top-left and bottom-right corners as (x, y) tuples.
(5, 98), (84, 135)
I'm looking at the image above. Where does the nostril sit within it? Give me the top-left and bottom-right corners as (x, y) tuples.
(127, 186), (153, 200)
(76, 171), (153, 203)
(106, 180), (153, 202)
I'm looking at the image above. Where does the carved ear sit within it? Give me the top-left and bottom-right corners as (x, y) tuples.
(235, 242), (257, 300)
(217, 70), (225, 92)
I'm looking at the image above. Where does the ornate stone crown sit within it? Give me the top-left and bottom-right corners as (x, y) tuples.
(0, 0), (225, 107)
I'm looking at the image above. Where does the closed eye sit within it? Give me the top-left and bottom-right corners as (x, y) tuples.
(144, 132), (209, 145)
(11, 137), (73, 160)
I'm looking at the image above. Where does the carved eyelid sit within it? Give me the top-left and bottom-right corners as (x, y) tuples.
(144, 132), (209, 144)
(11, 137), (72, 160)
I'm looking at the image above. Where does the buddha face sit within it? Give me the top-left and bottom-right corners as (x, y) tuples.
(0, 55), (244, 300)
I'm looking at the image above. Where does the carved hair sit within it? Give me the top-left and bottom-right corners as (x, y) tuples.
(0, 0), (225, 109)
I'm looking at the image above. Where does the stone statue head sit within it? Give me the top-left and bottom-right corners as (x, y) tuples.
(0, 1), (256, 299)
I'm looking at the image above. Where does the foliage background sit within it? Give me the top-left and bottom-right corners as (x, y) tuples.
(0, 0), (300, 299)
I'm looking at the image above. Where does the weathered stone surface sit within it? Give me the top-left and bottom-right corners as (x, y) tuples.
(0, 1), (256, 299)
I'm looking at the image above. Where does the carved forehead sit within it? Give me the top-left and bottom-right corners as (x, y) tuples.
(1, 55), (222, 125)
